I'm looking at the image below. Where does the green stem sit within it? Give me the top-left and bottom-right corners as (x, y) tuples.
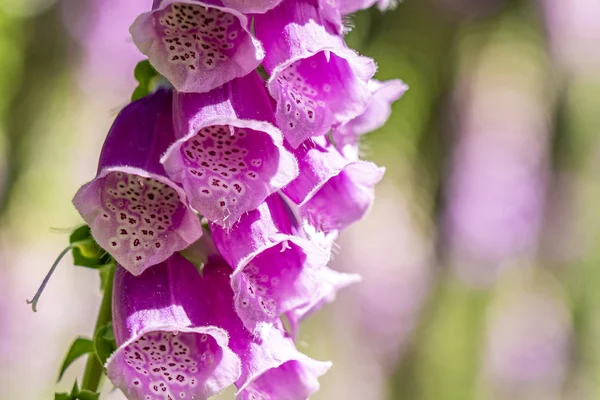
(81, 264), (115, 392)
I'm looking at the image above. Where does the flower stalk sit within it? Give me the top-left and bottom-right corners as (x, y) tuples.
(81, 263), (115, 393)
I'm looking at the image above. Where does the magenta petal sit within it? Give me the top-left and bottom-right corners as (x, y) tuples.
(198, 259), (331, 396)
(106, 255), (241, 400)
(301, 160), (385, 233)
(162, 73), (298, 227)
(237, 358), (331, 400)
(72, 89), (202, 276)
(282, 136), (351, 206)
(333, 79), (408, 151)
(286, 266), (361, 336)
(210, 195), (332, 332)
(130, 0), (264, 93)
(254, 0), (375, 147)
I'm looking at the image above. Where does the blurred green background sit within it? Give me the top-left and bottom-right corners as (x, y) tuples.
(0, 0), (599, 399)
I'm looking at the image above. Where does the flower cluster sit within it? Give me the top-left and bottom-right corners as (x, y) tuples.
(72, 0), (406, 398)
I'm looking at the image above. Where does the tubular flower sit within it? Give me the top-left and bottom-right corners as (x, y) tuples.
(72, 88), (202, 276)
(254, 0), (376, 148)
(210, 194), (358, 334)
(161, 72), (298, 227)
(284, 136), (385, 233)
(65, 0), (403, 396)
(130, 0), (264, 93)
(333, 79), (408, 155)
(106, 254), (241, 400)
(197, 258), (331, 399)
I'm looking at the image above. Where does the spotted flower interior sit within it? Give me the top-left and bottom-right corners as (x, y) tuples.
(95, 172), (189, 272)
(157, 3), (241, 72)
(111, 330), (225, 400)
(170, 124), (282, 225)
(272, 51), (369, 147)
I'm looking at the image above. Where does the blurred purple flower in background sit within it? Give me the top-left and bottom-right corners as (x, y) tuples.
(62, 0), (152, 100)
(543, 0), (600, 74)
(442, 30), (552, 284)
(483, 276), (572, 399)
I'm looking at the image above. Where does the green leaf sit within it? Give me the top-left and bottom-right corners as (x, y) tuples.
(58, 338), (94, 382)
(94, 322), (117, 367)
(54, 393), (71, 400)
(75, 390), (100, 400)
(131, 59), (158, 101)
(69, 225), (111, 269)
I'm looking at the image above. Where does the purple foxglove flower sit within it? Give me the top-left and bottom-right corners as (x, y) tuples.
(284, 136), (385, 233)
(238, 358), (330, 400)
(106, 254), (241, 400)
(130, 0), (264, 93)
(254, 0), (376, 148)
(161, 72), (298, 227)
(285, 265), (361, 335)
(333, 79), (408, 153)
(72, 89), (203, 276)
(210, 194), (355, 333)
(198, 258), (331, 399)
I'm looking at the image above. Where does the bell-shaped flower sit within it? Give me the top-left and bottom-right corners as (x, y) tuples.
(254, 0), (376, 148)
(333, 79), (408, 154)
(161, 72), (298, 227)
(210, 193), (358, 334)
(283, 136), (385, 233)
(72, 89), (202, 276)
(130, 0), (264, 93)
(106, 254), (241, 400)
(198, 257), (332, 399)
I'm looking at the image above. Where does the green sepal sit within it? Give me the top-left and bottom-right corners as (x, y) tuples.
(55, 380), (100, 400)
(75, 390), (100, 400)
(94, 322), (117, 367)
(69, 225), (111, 269)
(57, 337), (94, 382)
(131, 59), (159, 101)
(98, 264), (114, 291)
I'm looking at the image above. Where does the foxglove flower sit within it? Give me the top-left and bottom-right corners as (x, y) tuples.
(210, 194), (358, 333)
(106, 254), (241, 400)
(198, 257), (331, 399)
(284, 136), (385, 233)
(254, 0), (376, 148)
(161, 72), (298, 227)
(285, 265), (361, 335)
(72, 89), (203, 276)
(130, 0), (264, 93)
(333, 79), (408, 155)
